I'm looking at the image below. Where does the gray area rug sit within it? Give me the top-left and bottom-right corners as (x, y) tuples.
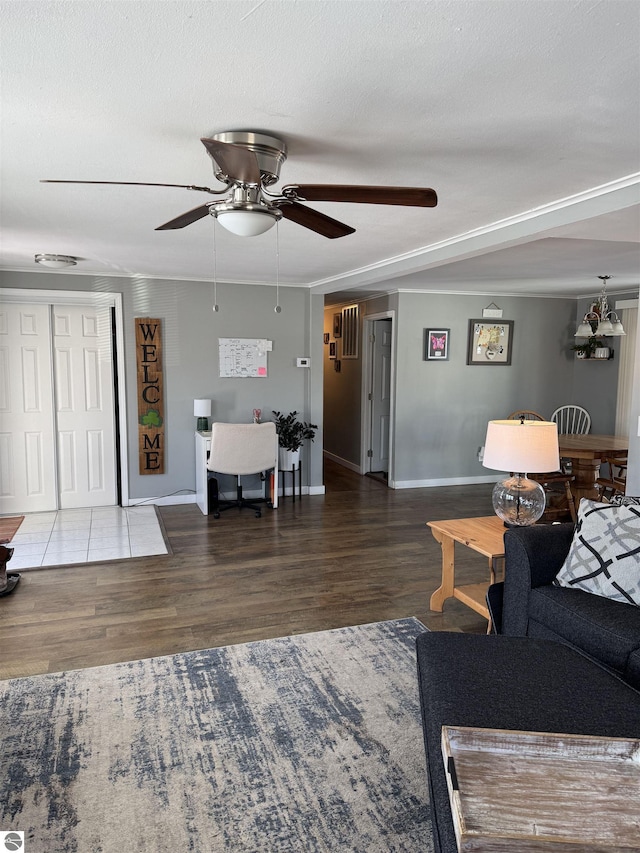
(1, 618), (433, 852)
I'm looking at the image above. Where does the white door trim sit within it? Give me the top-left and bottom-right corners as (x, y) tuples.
(360, 310), (396, 487)
(0, 287), (129, 506)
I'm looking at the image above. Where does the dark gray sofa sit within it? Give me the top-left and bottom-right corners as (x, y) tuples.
(501, 523), (640, 689)
(416, 632), (640, 853)
(416, 524), (640, 853)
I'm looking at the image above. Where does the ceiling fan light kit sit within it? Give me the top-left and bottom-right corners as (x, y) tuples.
(213, 207), (279, 236)
(41, 129), (438, 239)
(34, 253), (77, 268)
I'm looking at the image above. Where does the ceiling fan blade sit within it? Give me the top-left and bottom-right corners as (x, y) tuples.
(200, 138), (261, 184)
(41, 179), (219, 194)
(155, 203), (212, 231)
(278, 201), (355, 239)
(283, 184), (438, 207)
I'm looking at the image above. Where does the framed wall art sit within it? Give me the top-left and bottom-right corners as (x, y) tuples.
(467, 320), (514, 365)
(333, 312), (342, 338)
(329, 341), (337, 360)
(425, 328), (450, 361)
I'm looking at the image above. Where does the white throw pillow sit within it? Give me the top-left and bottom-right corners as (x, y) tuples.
(554, 499), (640, 606)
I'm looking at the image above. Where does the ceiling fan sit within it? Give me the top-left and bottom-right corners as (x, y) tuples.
(42, 131), (438, 239)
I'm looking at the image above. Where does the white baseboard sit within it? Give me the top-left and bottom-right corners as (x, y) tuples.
(126, 484), (326, 506)
(323, 450), (362, 474)
(391, 475), (498, 490)
(126, 493), (196, 507)
(127, 473), (489, 505)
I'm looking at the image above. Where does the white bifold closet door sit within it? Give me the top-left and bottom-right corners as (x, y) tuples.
(0, 302), (117, 513)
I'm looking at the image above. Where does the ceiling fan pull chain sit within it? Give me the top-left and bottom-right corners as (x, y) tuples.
(274, 221), (282, 314)
(212, 219), (219, 312)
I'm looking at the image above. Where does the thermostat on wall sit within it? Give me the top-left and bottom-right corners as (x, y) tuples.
(296, 357), (310, 367)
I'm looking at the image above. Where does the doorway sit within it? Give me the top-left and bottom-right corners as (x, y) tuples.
(0, 288), (128, 513)
(361, 312), (395, 485)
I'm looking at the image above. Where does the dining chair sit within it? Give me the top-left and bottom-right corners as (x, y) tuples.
(507, 410), (545, 421)
(596, 452), (628, 502)
(530, 472), (577, 524)
(550, 405), (591, 435)
(551, 405), (591, 474)
(207, 422), (278, 518)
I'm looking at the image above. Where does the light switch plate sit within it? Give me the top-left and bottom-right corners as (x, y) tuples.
(296, 357), (310, 367)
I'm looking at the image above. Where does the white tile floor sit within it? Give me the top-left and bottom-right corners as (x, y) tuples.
(6, 506), (169, 570)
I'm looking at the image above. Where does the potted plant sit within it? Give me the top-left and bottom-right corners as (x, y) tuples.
(571, 336), (604, 359)
(272, 410), (317, 468)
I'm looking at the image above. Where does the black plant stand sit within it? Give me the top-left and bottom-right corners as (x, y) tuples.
(280, 462), (302, 502)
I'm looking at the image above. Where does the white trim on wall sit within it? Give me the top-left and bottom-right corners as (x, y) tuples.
(323, 449), (362, 475)
(394, 475), (498, 489)
(360, 309), (396, 484)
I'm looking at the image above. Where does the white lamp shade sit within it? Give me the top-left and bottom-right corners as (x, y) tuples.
(595, 317), (615, 336)
(215, 209), (277, 237)
(575, 321), (594, 337)
(483, 420), (559, 474)
(193, 398), (212, 418)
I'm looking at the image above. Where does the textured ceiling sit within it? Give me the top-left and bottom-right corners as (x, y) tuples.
(1, 0), (639, 300)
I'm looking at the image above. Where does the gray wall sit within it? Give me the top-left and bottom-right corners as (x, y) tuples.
(324, 288), (625, 487)
(1, 270), (324, 503)
(626, 306), (640, 495)
(4, 268), (637, 500)
(569, 295), (620, 434)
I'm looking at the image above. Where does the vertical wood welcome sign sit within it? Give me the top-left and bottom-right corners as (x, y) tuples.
(135, 318), (165, 474)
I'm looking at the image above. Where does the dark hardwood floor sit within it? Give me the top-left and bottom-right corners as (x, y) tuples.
(0, 460), (495, 680)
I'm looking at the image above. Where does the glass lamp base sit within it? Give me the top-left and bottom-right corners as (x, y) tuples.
(492, 476), (546, 526)
(196, 417), (209, 431)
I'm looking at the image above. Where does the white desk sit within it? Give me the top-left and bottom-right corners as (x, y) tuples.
(195, 430), (279, 515)
(195, 431), (212, 514)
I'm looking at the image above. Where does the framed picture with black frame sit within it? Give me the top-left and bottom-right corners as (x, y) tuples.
(467, 319), (514, 365)
(333, 313), (342, 338)
(424, 328), (450, 361)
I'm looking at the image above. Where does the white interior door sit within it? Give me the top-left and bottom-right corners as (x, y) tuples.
(369, 319), (392, 473)
(0, 302), (58, 512)
(54, 304), (117, 508)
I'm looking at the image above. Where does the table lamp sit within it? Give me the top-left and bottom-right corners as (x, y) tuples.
(194, 398), (212, 431)
(483, 419), (559, 526)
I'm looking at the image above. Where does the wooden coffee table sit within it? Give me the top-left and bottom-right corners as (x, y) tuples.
(428, 516), (506, 625)
(441, 726), (640, 851)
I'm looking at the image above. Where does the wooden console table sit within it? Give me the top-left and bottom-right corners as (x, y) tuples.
(428, 516), (506, 625)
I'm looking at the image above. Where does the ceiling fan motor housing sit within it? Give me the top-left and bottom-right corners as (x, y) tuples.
(212, 131), (287, 186)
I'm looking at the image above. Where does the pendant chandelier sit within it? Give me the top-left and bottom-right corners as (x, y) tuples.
(575, 275), (626, 338)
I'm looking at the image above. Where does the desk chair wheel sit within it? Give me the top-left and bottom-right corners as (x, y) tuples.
(213, 511), (221, 519)
(255, 510), (262, 518)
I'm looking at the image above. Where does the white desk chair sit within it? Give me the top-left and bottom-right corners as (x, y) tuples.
(207, 422), (278, 518)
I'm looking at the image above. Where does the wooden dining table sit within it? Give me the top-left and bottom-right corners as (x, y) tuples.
(558, 434), (628, 501)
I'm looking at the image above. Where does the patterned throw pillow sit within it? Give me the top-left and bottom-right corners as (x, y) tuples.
(554, 499), (640, 606)
(609, 494), (640, 506)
